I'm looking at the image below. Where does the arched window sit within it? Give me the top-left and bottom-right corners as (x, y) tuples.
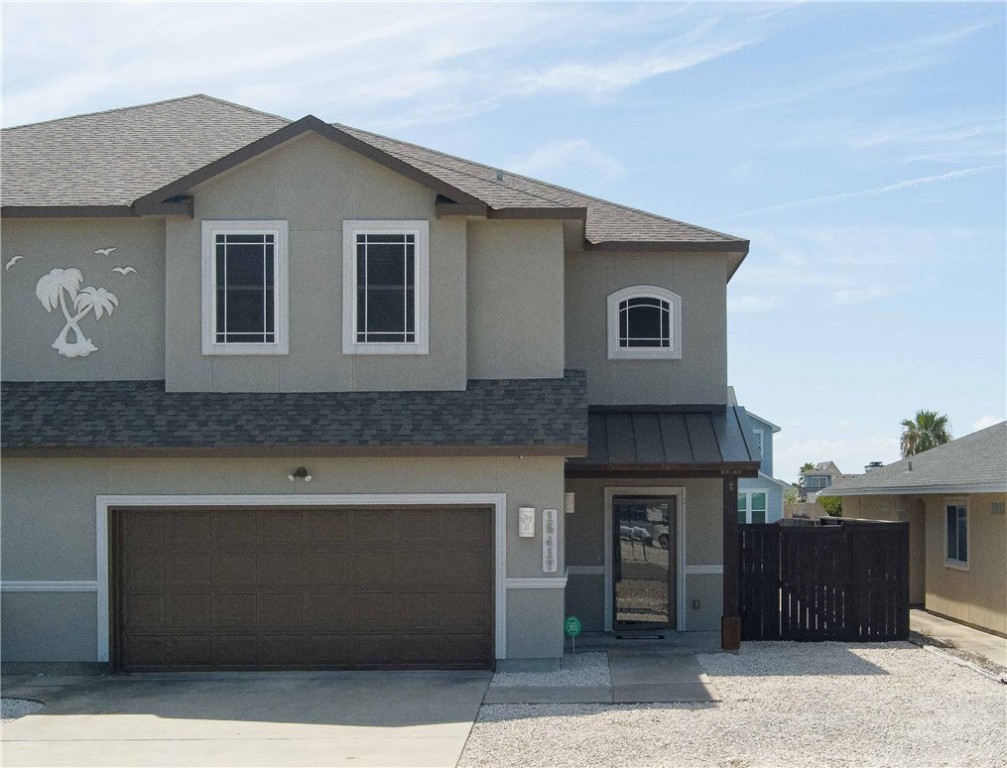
(607, 286), (682, 359)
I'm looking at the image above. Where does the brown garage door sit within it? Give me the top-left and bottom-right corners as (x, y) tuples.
(112, 506), (494, 671)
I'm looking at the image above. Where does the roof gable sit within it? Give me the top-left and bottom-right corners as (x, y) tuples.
(2, 94), (749, 255)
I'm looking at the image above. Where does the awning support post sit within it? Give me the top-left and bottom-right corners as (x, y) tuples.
(721, 474), (741, 650)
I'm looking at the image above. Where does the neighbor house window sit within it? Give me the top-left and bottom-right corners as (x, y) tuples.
(945, 499), (968, 569)
(342, 220), (429, 355)
(201, 221), (289, 355)
(737, 491), (768, 524)
(753, 429), (764, 460)
(607, 286), (682, 359)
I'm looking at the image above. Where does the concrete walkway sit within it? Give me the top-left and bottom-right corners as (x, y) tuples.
(911, 609), (1007, 667)
(1, 670), (491, 767)
(483, 651), (720, 704)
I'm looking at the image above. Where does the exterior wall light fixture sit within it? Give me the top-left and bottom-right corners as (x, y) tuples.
(288, 467), (312, 482)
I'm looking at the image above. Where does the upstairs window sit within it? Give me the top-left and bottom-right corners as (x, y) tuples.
(201, 221), (289, 355)
(607, 286), (682, 359)
(343, 221), (429, 355)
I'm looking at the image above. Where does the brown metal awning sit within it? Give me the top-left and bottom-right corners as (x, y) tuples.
(566, 405), (761, 478)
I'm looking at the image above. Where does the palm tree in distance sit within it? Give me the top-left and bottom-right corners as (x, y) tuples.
(900, 410), (952, 458)
(36, 268), (118, 358)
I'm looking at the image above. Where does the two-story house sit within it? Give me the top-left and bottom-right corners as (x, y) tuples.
(727, 392), (791, 523)
(799, 461), (848, 501)
(0, 95), (759, 672)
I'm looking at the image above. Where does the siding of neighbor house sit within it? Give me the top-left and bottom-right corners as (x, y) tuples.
(1, 217), (166, 381)
(0, 455), (567, 662)
(564, 476), (725, 632)
(842, 493), (1006, 635)
(564, 250), (729, 405)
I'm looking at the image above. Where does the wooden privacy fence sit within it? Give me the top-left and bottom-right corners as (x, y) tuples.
(738, 519), (909, 641)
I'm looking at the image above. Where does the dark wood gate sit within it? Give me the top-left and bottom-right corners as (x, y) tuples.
(738, 519), (909, 641)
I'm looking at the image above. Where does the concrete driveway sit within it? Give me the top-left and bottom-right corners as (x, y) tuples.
(1, 670), (491, 767)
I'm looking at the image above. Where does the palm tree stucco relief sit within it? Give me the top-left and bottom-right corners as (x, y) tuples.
(36, 268), (119, 358)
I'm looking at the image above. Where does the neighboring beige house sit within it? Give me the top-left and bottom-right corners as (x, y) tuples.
(1, 95), (760, 672)
(828, 422), (1007, 638)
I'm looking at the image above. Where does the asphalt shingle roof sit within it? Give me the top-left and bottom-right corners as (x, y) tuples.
(827, 422), (1007, 495)
(2, 94), (746, 248)
(1, 373), (588, 455)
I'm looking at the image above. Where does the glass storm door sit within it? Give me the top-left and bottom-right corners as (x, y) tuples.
(612, 495), (676, 629)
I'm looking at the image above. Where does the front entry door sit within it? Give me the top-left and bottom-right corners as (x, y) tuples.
(612, 495), (676, 629)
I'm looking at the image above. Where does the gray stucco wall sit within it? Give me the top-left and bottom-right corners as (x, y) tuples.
(564, 476), (725, 631)
(565, 250), (729, 405)
(1, 455), (566, 662)
(1, 218), (166, 381)
(164, 133), (468, 392)
(467, 220), (565, 379)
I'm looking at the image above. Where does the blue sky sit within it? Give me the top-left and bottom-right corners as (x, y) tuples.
(3, 2), (1004, 481)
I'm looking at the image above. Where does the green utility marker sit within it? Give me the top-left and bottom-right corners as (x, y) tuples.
(565, 615), (582, 653)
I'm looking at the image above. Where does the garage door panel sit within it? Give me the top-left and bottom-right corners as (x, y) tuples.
(212, 635), (257, 667)
(257, 592), (304, 626)
(351, 510), (396, 542)
(305, 511), (351, 541)
(259, 510), (305, 542)
(258, 634), (305, 666)
(303, 550), (349, 584)
(166, 635), (212, 667)
(166, 552), (211, 585)
(165, 593), (212, 627)
(213, 552), (257, 585)
(168, 511), (212, 543)
(116, 506), (494, 670)
(258, 550), (304, 585)
(124, 551), (165, 588)
(123, 593), (165, 628)
(304, 593), (350, 626)
(213, 592), (257, 625)
(212, 511), (258, 543)
(349, 550), (398, 586)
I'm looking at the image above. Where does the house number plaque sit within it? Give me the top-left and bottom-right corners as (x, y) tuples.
(542, 508), (558, 573)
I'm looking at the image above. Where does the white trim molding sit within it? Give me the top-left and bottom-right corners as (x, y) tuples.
(504, 576), (569, 589)
(95, 493), (507, 663)
(684, 565), (723, 575)
(606, 285), (683, 360)
(201, 220), (290, 356)
(0, 580), (99, 592)
(603, 486), (686, 632)
(342, 220), (430, 356)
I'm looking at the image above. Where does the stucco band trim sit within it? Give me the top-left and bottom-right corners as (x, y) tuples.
(0, 580), (99, 592)
(95, 493), (508, 663)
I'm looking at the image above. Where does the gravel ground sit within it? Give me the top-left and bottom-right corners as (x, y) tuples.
(1, 698), (45, 723)
(461, 641), (1006, 767)
(491, 652), (611, 687)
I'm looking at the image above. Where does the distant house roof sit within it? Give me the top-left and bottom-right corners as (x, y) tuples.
(0, 374), (588, 457)
(828, 422), (1007, 496)
(567, 405), (761, 477)
(1, 94), (749, 256)
(726, 388), (780, 432)
(806, 461), (843, 476)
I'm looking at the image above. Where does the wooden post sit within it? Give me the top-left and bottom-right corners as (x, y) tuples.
(722, 474), (741, 650)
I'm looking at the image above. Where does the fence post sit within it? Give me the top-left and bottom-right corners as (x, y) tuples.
(722, 474), (741, 650)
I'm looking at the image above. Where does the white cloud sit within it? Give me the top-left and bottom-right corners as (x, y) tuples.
(728, 294), (780, 314)
(972, 415), (1004, 432)
(507, 139), (621, 180)
(721, 165), (1002, 220)
(829, 285), (896, 307)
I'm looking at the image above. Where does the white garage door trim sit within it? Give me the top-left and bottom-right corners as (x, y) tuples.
(95, 493), (508, 663)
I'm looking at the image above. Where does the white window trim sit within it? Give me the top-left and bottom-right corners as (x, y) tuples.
(944, 496), (970, 571)
(753, 429), (765, 461)
(342, 220), (429, 356)
(201, 220), (289, 356)
(738, 490), (768, 524)
(607, 285), (682, 360)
